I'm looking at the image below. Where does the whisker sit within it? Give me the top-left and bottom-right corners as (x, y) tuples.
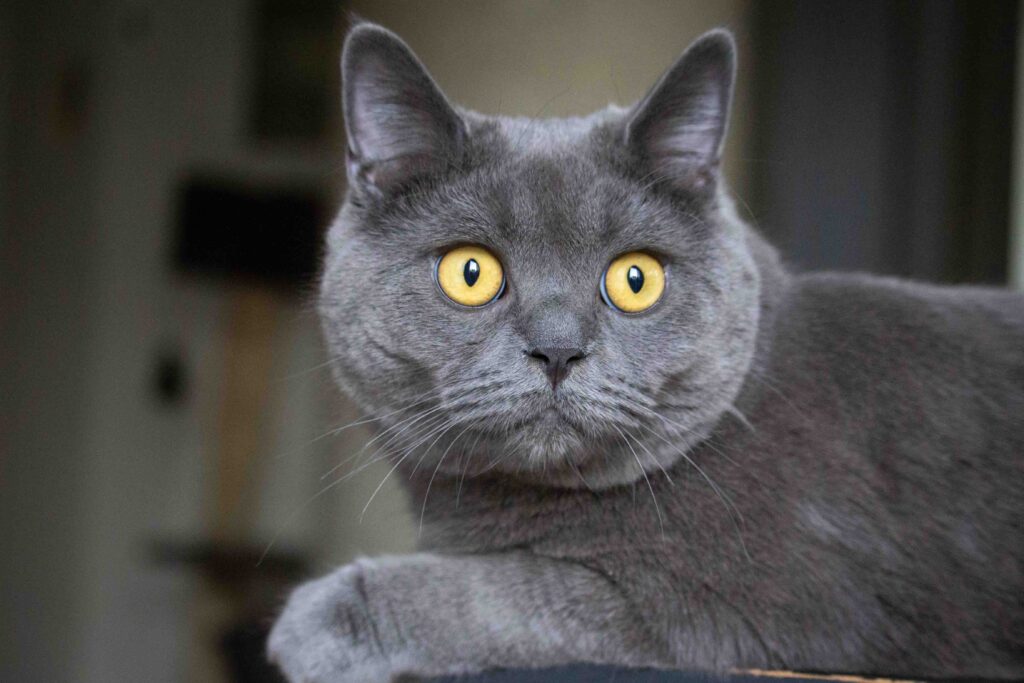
(358, 420), (453, 523)
(316, 418), (448, 491)
(365, 412), (452, 472)
(512, 85), (573, 149)
(621, 424), (674, 486)
(258, 455), (373, 566)
(612, 423), (665, 540)
(479, 443), (519, 476)
(567, 457), (595, 492)
(419, 424), (472, 535)
(318, 405), (449, 481)
(286, 373), (505, 464)
(624, 398), (742, 468)
(275, 386), (445, 461)
(457, 428), (489, 505)
(632, 421), (751, 562)
(725, 405), (756, 434)
(326, 410), (459, 491)
(454, 443), (473, 506)
(352, 393), (461, 456)
(745, 369), (801, 414)
(408, 417), (460, 478)
(274, 353), (342, 383)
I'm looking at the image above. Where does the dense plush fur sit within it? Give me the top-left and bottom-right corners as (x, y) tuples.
(268, 23), (1024, 682)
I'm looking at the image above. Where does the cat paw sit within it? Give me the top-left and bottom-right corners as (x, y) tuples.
(268, 562), (396, 683)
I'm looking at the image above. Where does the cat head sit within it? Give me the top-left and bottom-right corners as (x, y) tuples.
(319, 23), (761, 488)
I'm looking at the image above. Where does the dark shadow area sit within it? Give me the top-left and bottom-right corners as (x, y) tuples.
(750, 0), (1016, 283)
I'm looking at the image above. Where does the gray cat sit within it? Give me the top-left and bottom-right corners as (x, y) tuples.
(268, 22), (1024, 682)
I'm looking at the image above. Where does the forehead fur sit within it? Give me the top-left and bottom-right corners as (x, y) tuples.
(360, 105), (710, 263)
(469, 105), (629, 155)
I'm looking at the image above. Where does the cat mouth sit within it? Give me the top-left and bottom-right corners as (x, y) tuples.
(443, 392), (619, 483)
(489, 393), (587, 437)
(527, 389), (578, 418)
(505, 402), (574, 430)
(525, 396), (597, 442)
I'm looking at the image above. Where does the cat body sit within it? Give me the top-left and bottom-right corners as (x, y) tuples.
(415, 259), (1024, 677)
(268, 23), (1024, 682)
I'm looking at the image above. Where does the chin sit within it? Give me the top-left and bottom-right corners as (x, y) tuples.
(482, 414), (621, 489)
(507, 416), (586, 467)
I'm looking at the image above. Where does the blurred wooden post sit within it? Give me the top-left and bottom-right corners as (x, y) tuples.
(211, 285), (284, 541)
(188, 285), (285, 683)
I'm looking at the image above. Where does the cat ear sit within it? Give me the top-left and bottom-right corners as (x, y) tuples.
(342, 23), (465, 196)
(625, 29), (736, 194)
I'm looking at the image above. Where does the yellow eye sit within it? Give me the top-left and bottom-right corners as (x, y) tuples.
(435, 245), (505, 307)
(602, 252), (665, 313)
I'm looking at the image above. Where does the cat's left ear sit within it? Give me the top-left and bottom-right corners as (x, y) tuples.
(625, 29), (736, 194)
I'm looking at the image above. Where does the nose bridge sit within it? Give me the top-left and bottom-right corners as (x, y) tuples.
(518, 276), (593, 350)
(526, 302), (582, 348)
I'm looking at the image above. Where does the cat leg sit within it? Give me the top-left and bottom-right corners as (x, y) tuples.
(267, 551), (666, 683)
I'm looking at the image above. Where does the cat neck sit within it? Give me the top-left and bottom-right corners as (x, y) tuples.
(730, 208), (792, 419)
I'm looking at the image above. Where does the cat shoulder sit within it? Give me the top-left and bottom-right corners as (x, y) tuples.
(782, 270), (1024, 358)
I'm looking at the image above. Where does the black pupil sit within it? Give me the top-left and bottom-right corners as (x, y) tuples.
(627, 265), (644, 293)
(464, 259), (480, 287)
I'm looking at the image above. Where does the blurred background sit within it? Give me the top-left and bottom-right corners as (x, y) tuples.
(2, 1), (1022, 681)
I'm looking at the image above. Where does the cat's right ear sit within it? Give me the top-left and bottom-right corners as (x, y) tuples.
(342, 23), (465, 197)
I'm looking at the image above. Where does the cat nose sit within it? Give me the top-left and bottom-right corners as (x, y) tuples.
(527, 347), (586, 390)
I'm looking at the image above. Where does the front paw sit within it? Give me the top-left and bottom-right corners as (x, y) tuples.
(268, 562), (393, 683)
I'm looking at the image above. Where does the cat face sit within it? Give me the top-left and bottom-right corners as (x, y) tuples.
(319, 24), (761, 488)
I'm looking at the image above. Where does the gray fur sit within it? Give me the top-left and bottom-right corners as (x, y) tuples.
(269, 22), (1024, 682)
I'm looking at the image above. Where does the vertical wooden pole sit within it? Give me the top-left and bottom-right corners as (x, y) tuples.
(211, 286), (284, 541)
(188, 285), (284, 683)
